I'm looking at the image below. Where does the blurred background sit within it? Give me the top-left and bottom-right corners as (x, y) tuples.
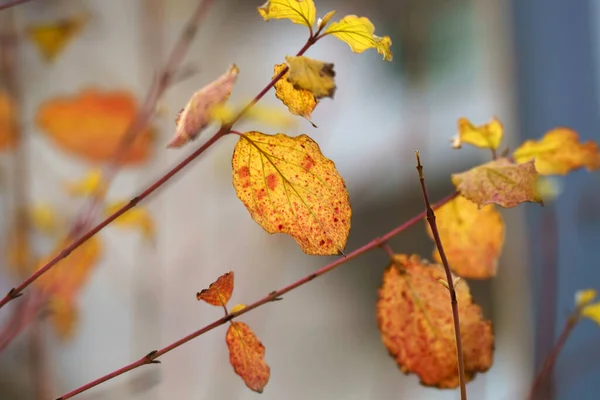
(0, 0), (598, 399)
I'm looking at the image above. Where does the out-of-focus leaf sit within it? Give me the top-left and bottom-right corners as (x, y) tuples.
(105, 201), (155, 242)
(451, 117), (503, 150)
(0, 91), (17, 150)
(64, 168), (107, 198)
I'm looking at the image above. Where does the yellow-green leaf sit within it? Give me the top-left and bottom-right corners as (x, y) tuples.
(576, 289), (597, 308)
(324, 15), (392, 61)
(273, 63), (317, 125)
(258, 0), (316, 29)
(317, 10), (336, 30)
(231, 131), (351, 255)
(451, 158), (543, 208)
(513, 128), (600, 175)
(105, 201), (155, 242)
(451, 117), (503, 150)
(285, 55), (336, 99)
(581, 302), (600, 327)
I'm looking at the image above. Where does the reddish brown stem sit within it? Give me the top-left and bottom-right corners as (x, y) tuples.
(0, 0), (36, 11)
(415, 152), (467, 400)
(0, 36), (317, 311)
(528, 315), (578, 400)
(56, 191), (458, 399)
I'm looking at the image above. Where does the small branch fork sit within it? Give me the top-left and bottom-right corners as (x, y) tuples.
(415, 151), (467, 400)
(0, 13), (320, 313)
(57, 192), (458, 399)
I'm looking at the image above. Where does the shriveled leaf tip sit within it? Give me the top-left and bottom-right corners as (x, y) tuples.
(231, 132), (351, 255)
(197, 271), (234, 306)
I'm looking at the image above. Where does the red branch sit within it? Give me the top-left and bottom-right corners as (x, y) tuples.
(0, 0), (36, 11)
(56, 191), (458, 399)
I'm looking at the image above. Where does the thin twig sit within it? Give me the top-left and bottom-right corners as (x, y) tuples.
(56, 191), (458, 399)
(0, 35), (317, 310)
(527, 314), (578, 400)
(415, 151), (467, 400)
(380, 242), (395, 259)
(0, 0), (36, 11)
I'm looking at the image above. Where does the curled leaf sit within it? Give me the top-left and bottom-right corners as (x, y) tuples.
(452, 158), (543, 208)
(377, 254), (494, 388)
(258, 0), (316, 29)
(36, 89), (154, 165)
(226, 321), (270, 393)
(324, 15), (392, 61)
(426, 196), (505, 279)
(197, 271), (234, 306)
(451, 117), (503, 150)
(231, 131), (351, 255)
(0, 91), (17, 150)
(576, 289), (597, 308)
(167, 64), (239, 148)
(285, 55), (336, 99)
(273, 63), (317, 124)
(64, 168), (107, 198)
(105, 201), (155, 242)
(513, 128), (600, 175)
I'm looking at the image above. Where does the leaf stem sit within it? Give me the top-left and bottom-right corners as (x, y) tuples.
(56, 191), (458, 399)
(415, 151), (467, 400)
(527, 313), (579, 400)
(0, 35), (321, 311)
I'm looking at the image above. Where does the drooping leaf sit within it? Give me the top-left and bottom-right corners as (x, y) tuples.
(105, 201), (155, 242)
(231, 131), (351, 255)
(451, 117), (503, 150)
(167, 64), (239, 148)
(376, 254), (494, 388)
(324, 15), (392, 61)
(426, 196), (504, 279)
(576, 289), (597, 308)
(64, 168), (107, 198)
(258, 0), (316, 29)
(26, 15), (88, 62)
(36, 88), (154, 165)
(273, 63), (317, 124)
(285, 56), (336, 99)
(451, 158), (543, 208)
(0, 91), (17, 151)
(513, 128), (600, 175)
(197, 271), (234, 306)
(226, 321), (270, 393)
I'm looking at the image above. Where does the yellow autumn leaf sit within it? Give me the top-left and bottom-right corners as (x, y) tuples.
(0, 91), (17, 150)
(317, 10), (336, 30)
(576, 289), (597, 308)
(536, 176), (563, 203)
(273, 63), (317, 125)
(167, 64), (239, 148)
(285, 56), (336, 99)
(323, 15), (392, 61)
(26, 15), (88, 62)
(513, 128), (600, 175)
(105, 201), (155, 242)
(426, 196), (505, 279)
(258, 0), (316, 29)
(48, 297), (78, 341)
(30, 203), (62, 235)
(64, 168), (107, 197)
(230, 303), (247, 314)
(211, 102), (297, 130)
(452, 158), (543, 208)
(231, 131), (351, 255)
(581, 302), (600, 327)
(451, 117), (503, 150)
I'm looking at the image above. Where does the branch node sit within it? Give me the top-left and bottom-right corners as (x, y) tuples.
(7, 288), (22, 299)
(145, 350), (159, 363)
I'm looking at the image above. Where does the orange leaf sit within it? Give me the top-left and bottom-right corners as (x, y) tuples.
(273, 63), (317, 124)
(167, 64), (239, 148)
(376, 254), (494, 388)
(36, 88), (154, 165)
(426, 196), (505, 279)
(197, 271), (234, 306)
(0, 91), (17, 150)
(451, 158), (543, 208)
(513, 128), (600, 175)
(226, 321), (270, 393)
(231, 131), (351, 255)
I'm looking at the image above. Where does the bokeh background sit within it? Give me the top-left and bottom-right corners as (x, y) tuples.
(0, 0), (598, 399)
